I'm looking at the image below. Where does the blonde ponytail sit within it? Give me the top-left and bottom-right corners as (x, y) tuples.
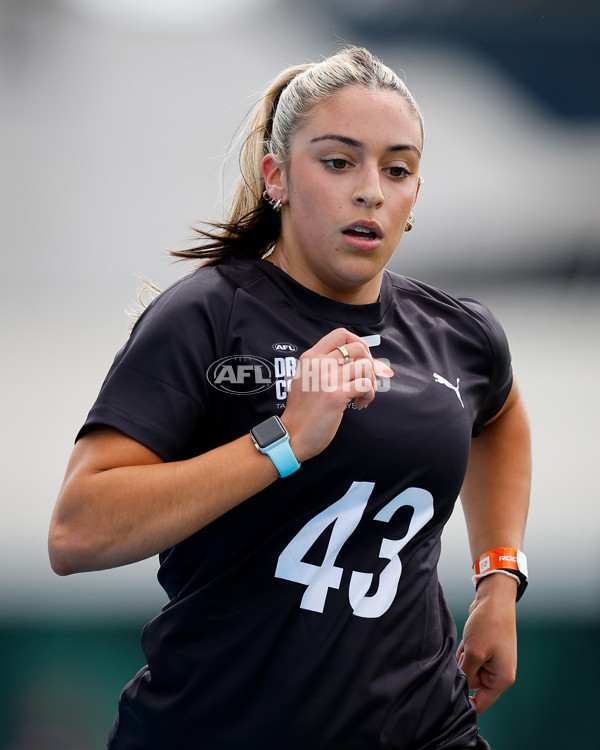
(229, 63), (312, 225)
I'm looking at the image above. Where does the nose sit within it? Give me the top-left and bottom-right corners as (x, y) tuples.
(352, 166), (384, 209)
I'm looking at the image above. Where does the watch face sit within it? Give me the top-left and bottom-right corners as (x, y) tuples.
(251, 416), (286, 449)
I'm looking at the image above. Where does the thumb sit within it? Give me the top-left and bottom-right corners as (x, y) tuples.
(469, 685), (498, 715)
(457, 644), (483, 689)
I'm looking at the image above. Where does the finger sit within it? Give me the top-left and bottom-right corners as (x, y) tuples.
(351, 379), (376, 409)
(290, 357), (375, 406)
(340, 358), (376, 405)
(457, 648), (484, 689)
(470, 685), (501, 715)
(308, 330), (377, 397)
(311, 328), (373, 361)
(318, 348), (377, 395)
(343, 357), (375, 382)
(298, 357), (374, 391)
(308, 328), (354, 355)
(373, 358), (394, 378)
(346, 358), (377, 400)
(331, 341), (372, 365)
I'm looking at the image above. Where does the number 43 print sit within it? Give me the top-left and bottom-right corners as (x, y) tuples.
(275, 481), (434, 619)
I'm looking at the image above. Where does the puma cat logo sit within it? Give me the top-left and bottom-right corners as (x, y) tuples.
(433, 373), (464, 408)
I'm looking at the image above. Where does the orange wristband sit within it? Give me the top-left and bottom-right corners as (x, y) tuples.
(472, 547), (528, 601)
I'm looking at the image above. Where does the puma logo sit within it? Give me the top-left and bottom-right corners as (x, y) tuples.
(433, 373), (464, 408)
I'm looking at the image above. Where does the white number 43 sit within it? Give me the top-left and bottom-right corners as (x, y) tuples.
(274, 481), (434, 619)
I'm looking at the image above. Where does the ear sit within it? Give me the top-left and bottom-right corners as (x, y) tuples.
(261, 153), (287, 204)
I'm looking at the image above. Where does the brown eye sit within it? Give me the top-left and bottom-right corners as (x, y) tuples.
(323, 158), (350, 170)
(387, 166), (410, 179)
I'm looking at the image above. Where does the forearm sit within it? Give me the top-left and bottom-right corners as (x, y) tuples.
(50, 431), (279, 575)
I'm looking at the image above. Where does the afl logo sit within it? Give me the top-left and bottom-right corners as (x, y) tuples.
(207, 355), (275, 395)
(272, 342), (298, 353)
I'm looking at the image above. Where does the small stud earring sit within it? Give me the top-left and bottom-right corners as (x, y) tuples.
(404, 211), (415, 232)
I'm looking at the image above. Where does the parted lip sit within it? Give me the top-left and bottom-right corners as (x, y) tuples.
(341, 220), (384, 239)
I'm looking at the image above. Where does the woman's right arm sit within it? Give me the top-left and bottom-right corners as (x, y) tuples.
(48, 426), (283, 575)
(48, 328), (376, 575)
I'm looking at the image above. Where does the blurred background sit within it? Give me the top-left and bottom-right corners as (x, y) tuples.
(1, 0), (598, 747)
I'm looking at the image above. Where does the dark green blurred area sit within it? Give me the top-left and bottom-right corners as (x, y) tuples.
(1, 617), (597, 749)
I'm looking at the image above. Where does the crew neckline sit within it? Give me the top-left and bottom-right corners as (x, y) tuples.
(244, 258), (393, 326)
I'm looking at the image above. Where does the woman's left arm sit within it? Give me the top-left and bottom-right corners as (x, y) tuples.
(456, 379), (531, 714)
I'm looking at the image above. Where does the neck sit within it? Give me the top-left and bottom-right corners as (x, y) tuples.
(265, 247), (383, 306)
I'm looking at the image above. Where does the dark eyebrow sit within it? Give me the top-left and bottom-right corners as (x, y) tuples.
(309, 134), (421, 158)
(310, 135), (362, 148)
(387, 143), (422, 158)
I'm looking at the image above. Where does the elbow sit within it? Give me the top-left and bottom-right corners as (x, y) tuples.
(49, 556), (77, 577)
(49, 475), (106, 575)
(48, 516), (93, 576)
(48, 525), (79, 576)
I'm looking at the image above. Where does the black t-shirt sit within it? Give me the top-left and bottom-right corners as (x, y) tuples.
(79, 258), (511, 750)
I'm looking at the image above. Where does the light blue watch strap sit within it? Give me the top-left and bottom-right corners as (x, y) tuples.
(264, 437), (301, 478)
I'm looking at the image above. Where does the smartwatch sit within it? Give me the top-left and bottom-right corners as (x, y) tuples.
(250, 415), (301, 478)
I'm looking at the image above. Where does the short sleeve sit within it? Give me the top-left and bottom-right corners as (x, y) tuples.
(461, 297), (513, 437)
(76, 272), (227, 460)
